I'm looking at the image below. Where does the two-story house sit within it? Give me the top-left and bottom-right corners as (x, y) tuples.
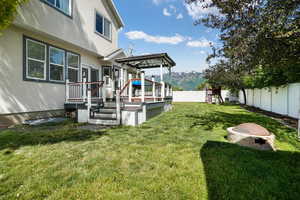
(0, 0), (127, 124)
(0, 0), (175, 127)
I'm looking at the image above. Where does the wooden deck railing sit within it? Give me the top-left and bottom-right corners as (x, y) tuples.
(66, 79), (104, 103)
(119, 73), (172, 103)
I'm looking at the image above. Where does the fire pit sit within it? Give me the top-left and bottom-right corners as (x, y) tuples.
(227, 123), (276, 151)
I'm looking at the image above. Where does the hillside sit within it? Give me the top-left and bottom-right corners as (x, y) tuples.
(150, 71), (205, 91)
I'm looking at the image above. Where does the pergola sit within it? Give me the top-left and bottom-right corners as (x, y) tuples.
(116, 53), (176, 103)
(116, 53), (176, 81)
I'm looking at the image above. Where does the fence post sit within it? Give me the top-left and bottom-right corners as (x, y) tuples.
(141, 71), (145, 102)
(298, 84), (300, 140)
(129, 74), (132, 102)
(298, 116), (300, 140)
(65, 79), (69, 103)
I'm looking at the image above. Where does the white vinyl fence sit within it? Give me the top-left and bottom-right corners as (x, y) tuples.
(239, 83), (300, 119)
(173, 90), (236, 102)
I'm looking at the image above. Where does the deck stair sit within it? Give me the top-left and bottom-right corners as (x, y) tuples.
(88, 101), (120, 126)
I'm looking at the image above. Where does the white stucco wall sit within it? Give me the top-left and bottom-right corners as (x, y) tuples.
(240, 83), (300, 119)
(14, 0), (120, 57)
(0, 26), (106, 114)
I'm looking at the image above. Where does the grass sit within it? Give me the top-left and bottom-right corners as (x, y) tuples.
(0, 103), (299, 200)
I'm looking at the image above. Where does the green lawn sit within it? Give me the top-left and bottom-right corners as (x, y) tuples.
(0, 103), (300, 200)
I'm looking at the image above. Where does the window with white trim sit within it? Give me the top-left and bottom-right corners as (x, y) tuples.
(67, 52), (79, 82)
(44, 0), (72, 16)
(95, 12), (112, 40)
(26, 39), (47, 80)
(49, 47), (65, 82)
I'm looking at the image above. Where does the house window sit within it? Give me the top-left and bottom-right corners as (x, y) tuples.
(44, 0), (72, 16)
(26, 39), (47, 80)
(49, 47), (65, 82)
(67, 53), (79, 82)
(95, 12), (111, 40)
(24, 36), (81, 84)
(103, 66), (111, 85)
(104, 18), (111, 39)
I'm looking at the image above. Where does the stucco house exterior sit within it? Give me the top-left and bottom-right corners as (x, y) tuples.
(0, 0), (174, 127)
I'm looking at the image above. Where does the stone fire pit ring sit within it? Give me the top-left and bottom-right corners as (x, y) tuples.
(227, 123), (276, 151)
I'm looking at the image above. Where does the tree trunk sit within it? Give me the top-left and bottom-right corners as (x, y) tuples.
(241, 88), (247, 105)
(217, 88), (224, 104)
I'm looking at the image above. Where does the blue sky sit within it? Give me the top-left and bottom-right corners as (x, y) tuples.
(114, 0), (220, 73)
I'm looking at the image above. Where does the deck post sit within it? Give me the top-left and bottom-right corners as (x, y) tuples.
(82, 78), (87, 101)
(66, 79), (69, 103)
(141, 71), (145, 102)
(152, 76), (156, 101)
(116, 90), (121, 125)
(161, 82), (165, 101)
(166, 84), (169, 97)
(129, 74), (133, 102)
(87, 88), (91, 120)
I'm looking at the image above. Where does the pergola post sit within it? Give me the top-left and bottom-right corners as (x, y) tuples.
(166, 84), (169, 97)
(128, 74), (132, 102)
(120, 67), (124, 89)
(160, 63), (163, 82)
(161, 82), (165, 100)
(141, 71), (145, 102)
(152, 76), (156, 101)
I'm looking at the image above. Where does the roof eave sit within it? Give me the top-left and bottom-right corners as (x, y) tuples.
(107, 0), (124, 29)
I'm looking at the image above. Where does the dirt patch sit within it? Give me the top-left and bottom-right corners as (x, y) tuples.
(241, 105), (298, 129)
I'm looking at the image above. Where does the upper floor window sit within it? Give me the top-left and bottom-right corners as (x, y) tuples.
(43, 0), (72, 16)
(95, 12), (112, 40)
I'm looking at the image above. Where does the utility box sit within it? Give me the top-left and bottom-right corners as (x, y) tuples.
(77, 109), (89, 123)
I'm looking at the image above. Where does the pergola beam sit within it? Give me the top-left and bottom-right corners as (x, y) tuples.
(115, 53), (176, 69)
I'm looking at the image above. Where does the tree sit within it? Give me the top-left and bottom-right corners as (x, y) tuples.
(186, 0), (300, 92)
(172, 86), (184, 91)
(196, 80), (209, 91)
(0, 0), (29, 33)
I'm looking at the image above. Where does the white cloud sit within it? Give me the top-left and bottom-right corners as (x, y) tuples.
(169, 5), (177, 12)
(198, 50), (206, 54)
(163, 8), (171, 16)
(186, 38), (213, 48)
(163, 5), (178, 17)
(125, 31), (186, 45)
(176, 13), (183, 19)
(153, 0), (162, 5)
(185, 0), (219, 20)
(152, 0), (174, 5)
